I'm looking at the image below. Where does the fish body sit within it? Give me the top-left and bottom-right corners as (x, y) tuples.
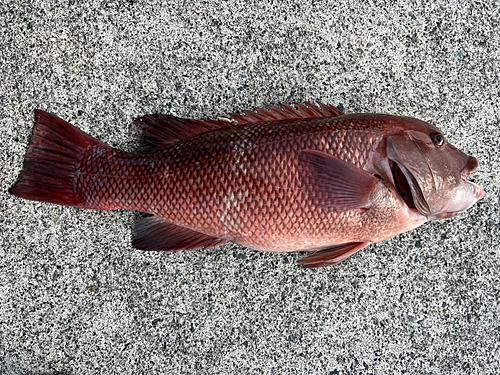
(9, 103), (484, 267)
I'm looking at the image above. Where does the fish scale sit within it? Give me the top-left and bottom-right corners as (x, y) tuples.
(76, 116), (384, 251)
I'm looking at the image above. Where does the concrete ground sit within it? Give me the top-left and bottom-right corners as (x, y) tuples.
(1, 1), (499, 374)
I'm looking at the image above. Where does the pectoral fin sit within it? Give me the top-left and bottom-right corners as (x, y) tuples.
(299, 150), (378, 211)
(298, 242), (370, 268)
(132, 216), (227, 251)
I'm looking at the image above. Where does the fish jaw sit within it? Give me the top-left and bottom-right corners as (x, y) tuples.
(425, 179), (484, 220)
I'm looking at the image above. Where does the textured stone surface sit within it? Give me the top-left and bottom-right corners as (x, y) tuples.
(1, 1), (499, 374)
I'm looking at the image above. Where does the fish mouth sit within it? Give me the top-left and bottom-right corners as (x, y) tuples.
(386, 136), (431, 217)
(390, 160), (430, 216)
(391, 161), (415, 209)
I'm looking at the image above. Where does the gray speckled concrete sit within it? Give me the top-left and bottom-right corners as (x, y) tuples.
(1, 1), (499, 374)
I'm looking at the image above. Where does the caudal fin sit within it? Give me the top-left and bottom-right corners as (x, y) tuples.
(9, 110), (104, 208)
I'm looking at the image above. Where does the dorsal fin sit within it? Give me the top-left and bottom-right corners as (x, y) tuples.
(228, 102), (344, 126)
(135, 102), (344, 150)
(135, 114), (229, 150)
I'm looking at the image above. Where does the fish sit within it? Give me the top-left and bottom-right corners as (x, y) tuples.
(9, 103), (484, 267)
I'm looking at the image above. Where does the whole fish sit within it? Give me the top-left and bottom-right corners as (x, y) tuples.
(9, 103), (484, 267)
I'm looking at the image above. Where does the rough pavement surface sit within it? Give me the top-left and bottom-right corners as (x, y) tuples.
(1, 1), (499, 374)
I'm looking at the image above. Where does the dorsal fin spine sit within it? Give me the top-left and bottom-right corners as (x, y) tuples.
(135, 102), (344, 150)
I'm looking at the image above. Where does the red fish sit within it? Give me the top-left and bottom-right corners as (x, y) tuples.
(9, 103), (484, 267)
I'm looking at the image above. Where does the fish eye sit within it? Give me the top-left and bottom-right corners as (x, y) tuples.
(431, 132), (445, 147)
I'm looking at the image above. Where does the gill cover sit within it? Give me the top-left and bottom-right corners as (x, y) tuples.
(386, 131), (484, 220)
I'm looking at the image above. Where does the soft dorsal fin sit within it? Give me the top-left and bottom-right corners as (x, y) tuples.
(228, 102), (344, 126)
(132, 216), (227, 251)
(298, 242), (370, 268)
(135, 114), (229, 150)
(136, 102), (344, 150)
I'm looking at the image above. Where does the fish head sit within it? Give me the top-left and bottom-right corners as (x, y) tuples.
(385, 117), (484, 220)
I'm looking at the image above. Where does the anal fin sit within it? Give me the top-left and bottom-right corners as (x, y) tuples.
(298, 242), (370, 268)
(132, 216), (226, 251)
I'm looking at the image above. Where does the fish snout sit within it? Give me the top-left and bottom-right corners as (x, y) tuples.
(461, 156), (479, 179)
(460, 155), (484, 201)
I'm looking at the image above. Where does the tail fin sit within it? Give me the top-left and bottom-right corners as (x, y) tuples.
(9, 110), (105, 208)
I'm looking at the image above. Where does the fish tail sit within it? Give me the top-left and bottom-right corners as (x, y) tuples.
(9, 110), (109, 208)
